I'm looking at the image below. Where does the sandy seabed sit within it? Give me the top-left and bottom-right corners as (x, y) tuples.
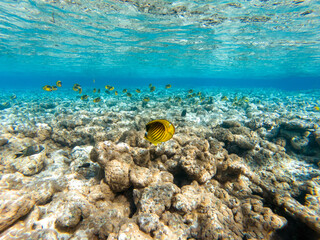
(0, 87), (320, 240)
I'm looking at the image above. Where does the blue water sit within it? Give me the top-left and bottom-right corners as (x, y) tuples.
(0, 0), (319, 90)
(1, 1), (320, 239)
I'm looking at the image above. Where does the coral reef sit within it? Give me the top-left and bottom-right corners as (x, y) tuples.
(0, 88), (319, 239)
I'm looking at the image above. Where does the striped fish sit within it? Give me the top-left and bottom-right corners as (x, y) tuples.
(144, 119), (175, 146)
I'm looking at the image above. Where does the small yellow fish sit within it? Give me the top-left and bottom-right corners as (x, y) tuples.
(314, 106), (320, 111)
(13, 145), (44, 159)
(93, 97), (101, 103)
(144, 119), (175, 146)
(174, 97), (182, 102)
(56, 81), (62, 87)
(10, 94), (17, 100)
(42, 85), (52, 91)
(52, 86), (58, 91)
(149, 84), (153, 88)
(136, 89), (141, 93)
(105, 85), (111, 90)
(221, 96), (228, 101)
(93, 79), (95, 83)
(197, 92), (201, 96)
(109, 86), (114, 91)
(165, 84), (171, 89)
(81, 95), (89, 100)
(242, 96), (249, 103)
(73, 84), (80, 91)
(127, 92), (132, 97)
(188, 89), (193, 94)
(78, 87), (83, 94)
(115, 91), (118, 96)
(93, 88), (97, 93)
(150, 86), (156, 92)
(208, 96), (213, 103)
(143, 97), (150, 102)
(2, 102), (10, 107)
(122, 89), (127, 93)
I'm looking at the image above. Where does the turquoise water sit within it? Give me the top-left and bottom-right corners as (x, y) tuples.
(1, 1), (320, 240)
(0, 0), (319, 88)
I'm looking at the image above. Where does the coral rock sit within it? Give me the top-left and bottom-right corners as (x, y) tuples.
(0, 193), (35, 232)
(36, 123), (52, 141)
(180, 146), (216, 183)
(211, 128), (234, 142)
(32, 181), (56, 205)
(130, 166), (152, 188)
(290, 136), (309, 151)
(118, 222), (153, 240)
(11, 151), (45, 176)
(0, 138), (8, 146)
(281, 120), (316, 131)
(233, 135), (257, 150)
(222, 120), (242, 128)
(313, 130), (320, 147)
(132, 148), (151, 167)
(55, 204), (82, 229)
(134, 183), (180, 216)
(105, 160), (131, 192)
(137, 213), (160, 233)
(172, 181), (202, 213)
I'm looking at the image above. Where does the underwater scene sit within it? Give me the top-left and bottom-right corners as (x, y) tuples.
(1, 0), (320, 239)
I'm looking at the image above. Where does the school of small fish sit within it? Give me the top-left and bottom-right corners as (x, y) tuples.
(2, 80), (318, 146)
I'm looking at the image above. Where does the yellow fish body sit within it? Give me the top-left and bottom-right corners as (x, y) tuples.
(56, 81), (62, 87)
(150, 86), (156, 92)
(93, 97), (101, 103)
(73, 84), (80, 91)
(221, 96), (228, 101)
(144, 119), (175, 146)
(81, 95), (89, 100)
(42, 85), (52, 91)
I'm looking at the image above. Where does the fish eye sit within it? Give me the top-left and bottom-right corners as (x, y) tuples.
(145, 132), (148, 137)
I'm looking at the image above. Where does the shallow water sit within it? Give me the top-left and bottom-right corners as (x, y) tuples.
(0, 0), (320, 85)
(0, 0), (320, 239)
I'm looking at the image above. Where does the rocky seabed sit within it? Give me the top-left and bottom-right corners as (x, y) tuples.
(0, 88), (320, 239)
